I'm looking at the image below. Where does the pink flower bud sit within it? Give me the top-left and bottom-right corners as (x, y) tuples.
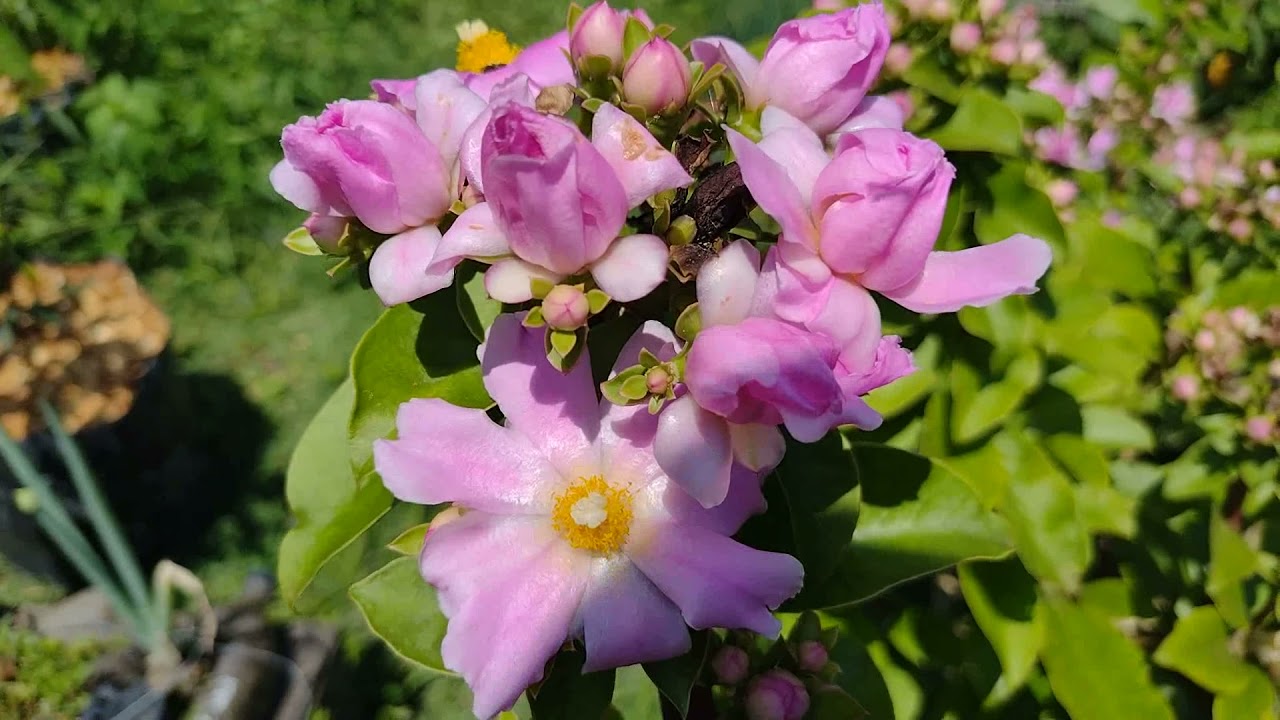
(622, 37), (692, 115)
(542, 284), (592, 330)
(813, 0), (843, 10)
(990, 39), (1018, 66)
(746, 670), (810, 720)
(1083, 65), (1119, 101)
(979, 0), (1006, 23)
(1259, 159), (1277, 181)
(1245, 416), (1275, 444)
(926, 0), (953, 21)
(303, 213), (349, 254)
(1171, 374), (1199, 401)
(797, 641), (829, 672)
(1019, 38), (1046, 65)
(1178, 186), (1202, 208)
(645, 366), (673, 395)
(886, 43), (914, 75)
(1228, 306), (1260, 336)
(712, 645), (750, 685)
(1045, 179), (1079, 208)
(570, 2), (627, 69)
(1227, 217), (1253, 241)
(900, 0), (930, 18)
(950, 22), (982, 54)
(1194, 329), (1217, 352)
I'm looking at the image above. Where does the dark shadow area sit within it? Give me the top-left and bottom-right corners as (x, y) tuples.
(0, 351), (273, 585)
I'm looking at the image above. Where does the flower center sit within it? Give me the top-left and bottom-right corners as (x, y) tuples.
(455, 20), (521, 73)
(551, 475), (633, 555)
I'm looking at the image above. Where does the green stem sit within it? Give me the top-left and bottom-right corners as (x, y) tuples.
(39, 401), (158, 646)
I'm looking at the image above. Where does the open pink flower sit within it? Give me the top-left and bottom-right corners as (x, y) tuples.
(691, 3), (889, 135)
(727, 108), (1051, 330)
(427, 102), (692, 304)
(373, 315), (803, 719)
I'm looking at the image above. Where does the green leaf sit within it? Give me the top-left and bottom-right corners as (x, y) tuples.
(1062, 216), (1157, 298)
(808, 685), (869, 720)
(387, 523), (430, 555)
(1212, 268), (1280, 307)
(957, 296), (1035, 351)
(529, 647), (616, 720)
(349, 297), (491, 475)
(774, 434), (862, 585)
(1074, 485), (1137, 539)
(1003, 87), (1065, 125)
(1081, 405), (1155, 451)
(814, 612), (897, 719)
(456, 261), (503, 342)
(1039, 597), (1175, 720)
(996, 435), (1091, 593)
(642, 631), (709, 716)
(1213, 666), (1277, 720)
(350, 556), (453, 674)
(958, 558), (1043, 704)
(953, 352), (1042, 444)
(1078, 0), (1164, 26)
(1206, 514), (1261, 627)
(791, 444), (1009, 608)
(1155, 606), (1253, 695)
(1042, 435), (1110, 486)
(279, 380), (393, 609)
(901, 55), (962, 103)
(974, 162), (1066, 247)
(926, 88), (1022, 156)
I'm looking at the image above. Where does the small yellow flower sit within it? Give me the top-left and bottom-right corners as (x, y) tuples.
(455, 20), (521, 73)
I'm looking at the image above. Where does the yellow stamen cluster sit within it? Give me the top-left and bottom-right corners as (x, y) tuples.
(551, 475), (633, 555)
(455, 20), (521, 74)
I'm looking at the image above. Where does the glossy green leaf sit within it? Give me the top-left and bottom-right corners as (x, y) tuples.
(958, 558), (1043, 703)
(808, 685), (869, 720)
(974, 162), (1066, 247)
(1042, 435), (1110, 486)
(957, 296), (1035, 351)
(1206, 514), (1261, 627)
(927, 88), (1022, 156)
(529, 647), (616, 720)
(1039, 597), (1174, 720)
(901, 55), (962, 103)
(818, 611), (901, 720)
(456, 261), (503, 342)
(774, 434), (862, 585)
(1082, 405), (1156, 451)
(1074, 484), (1137, 539)
(279, 379), (393, 609)
(350, 556), (452, 674)
(349, 297), (492, 475)
(791, 444), (1009, 608)
(1212, 666), (1277, 720)
(1003, 87), (1065, 125)
(997, 435), (1091, 593)
(953, 352), (1042, 444)
(642, 630), (708, 717)
(1153, 606), (1251, 695)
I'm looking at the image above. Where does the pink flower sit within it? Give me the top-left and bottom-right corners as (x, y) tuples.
(271, 100), (452, 236)
(831, 94), (906, 135)
(727, 108), (1051, 320)
(1033, 125), (1080, 167)
(622, 37), (693, 114)
(1245, 416), (1275, 444)
(302, 214), (348, 254)
(746, 670), (810, 720)
(798, 641), (829, 672)
(1151, 82), (1196, 126)
(373, 316), (803, 719)
(691, 3), (890, 135)
(1084, 65), (1118, 100)
(430, 102), (692, 303)
(1084, 127), (1119, 170)
(1170, 374), (1199, 401)
(950, 22), (982, 54)
(466, 31), (574, 100)
(1030, 64), (1084, 112)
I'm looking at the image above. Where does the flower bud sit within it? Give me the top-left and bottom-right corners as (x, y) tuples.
(542, 284), (592, 330)
(1178, 187), (1202, 208)
(1045, 179), (1079, 208)
(1171, 374), (1199, 401)
(711, 645), (750, 685)
(950, 22), (982, 54)
(885, 42), (914, 75)
(1227, 217), (1253, 242)
(1259, 159), (1277, 181)
(797, 641), (829, 672)
(645, 366), (673, 395)
(1019, 38), (1046, 65)
(926, 0), (953, 22)
(570, 2), (627, 70)
(746, 670), (810, 720)
(1245, 416), (1275, 444)
(303, 213), (350, 254)
(990, 39), (1018, 66)
(979, 0), (1006, 23)
(1193, 329), (1217, 353)
(622, 37), (692, 115)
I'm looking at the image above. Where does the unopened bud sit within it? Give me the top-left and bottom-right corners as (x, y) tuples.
(542, 285), (592, 330)
(950, 22), (982, 54)
(746, 670), (810, 720)
(885, 43), (914, 75)
(1227, 217), (1253, 242)
(644, 366), (672, 395)
(979, 0), (1006, 23)
(711, 645), (750, 685)
(926, 0), (953, 21)
(1245, 416), (1275, 444)
(1171, 374), (1199, 401)
(570, 1), (627, 70)
(797, 641), (829, 672)
(622, 37), (691, 115)
(304, 213), (350, 254)
(1193, 329), (1217, 353)
(990, 39), (1018, 66)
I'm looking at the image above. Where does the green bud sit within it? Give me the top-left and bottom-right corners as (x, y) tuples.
(666, 216), (697, 246)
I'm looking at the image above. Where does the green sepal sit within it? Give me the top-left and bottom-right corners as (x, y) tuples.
(675, 302), (702, 342)
(283, 226), (324, 256)
(581, 97), (606, 113)
(325, 256), (354, 277)
(648, 395), (667, 415)
(689, 62), (726, 100)
(566, 2), (584, 32)
(788, 611), (824, 645)
(620, 100), (648, 122)
(622, 16), (652, 61)
(530, 277), (556, 300)
(620, 374), (650, 400)
(578, 54), (615, 80)
(546, 326), (587, 371)
(652, 23), (676, 38)
(586, 288), (611, 314)
(601, 366), (646, 406)
(386, 523), (431, 555)
(820, 626), (840, 650)
(666, 215), (697, 246)
(638, 348), (661, 368)
(523, 306), (547, 328)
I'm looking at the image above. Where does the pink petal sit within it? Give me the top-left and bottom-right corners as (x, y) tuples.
(368, 226), (454, 306)
(805, 275), (882, 370)
(373, 399), (560, 513)
(690, 37), (760, 92)
(727, 130), (818, 245)
(659, 463), (768, 537)
(484, 259), (563, 303)
(270, 160), (337, 215)
(432, 202), (511, 272)
(729, 423), (785, 472)
(653, 396), (734, 508)
(780, 393), (881, 441)
(628, 521), (804, 636)
(697, 239), (761, 327)
(764, 243), (833, 325)
(413, 70), (488, 166)
(881, 234), (1053, 314)
(598, 322), (680, 492)
(579, 558), (691, 672)
(423, 513), (589, 719)
(831, 95), (905, 136)
(590, 233), (670, 302)
(756, 108), (830, 203)
(591, 103), (694, 208)
(481, 315), (601, 476)
(459, 75), (538, 193)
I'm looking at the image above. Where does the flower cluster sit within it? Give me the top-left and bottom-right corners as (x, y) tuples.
(271, 3), (1051, 717)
